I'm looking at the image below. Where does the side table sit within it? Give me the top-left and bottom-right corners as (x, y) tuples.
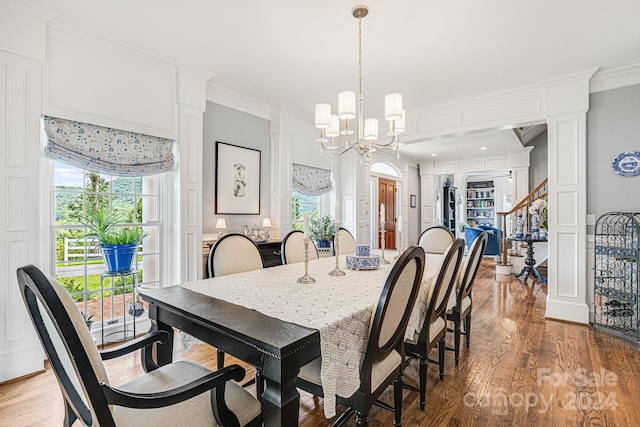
(509, 237), (547, 283)
(99, 269), (141, 348)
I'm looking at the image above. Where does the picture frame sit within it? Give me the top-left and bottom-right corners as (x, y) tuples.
(410, 194), (417, 208)
(215, 141), (261, 214)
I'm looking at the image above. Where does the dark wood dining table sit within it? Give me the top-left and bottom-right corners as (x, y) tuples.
(139, 286), (321, 427)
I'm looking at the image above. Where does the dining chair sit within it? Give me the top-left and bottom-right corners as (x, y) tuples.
(207, 233), (264, 278)
(207, 233), (264, 394)
(297, 245), (425, 427)
(331, 227), (357, 255)
(16, 264), (262, 427)
(446, 231), (487, 365)
(404, 238), (464, 410)
(281, 230), (319, 264)
(417, 226), (454, 255)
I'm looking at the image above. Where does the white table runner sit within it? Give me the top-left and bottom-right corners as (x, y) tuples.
(180, 251), (443, 417)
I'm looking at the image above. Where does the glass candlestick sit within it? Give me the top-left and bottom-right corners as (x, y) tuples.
(297, 237), (316, 284)
(329, 224), (345, 276)
(380, 221), (391, 264)
(394, 231), (403, 260)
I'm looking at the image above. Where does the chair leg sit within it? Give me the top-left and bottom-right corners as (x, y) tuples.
(64, 401), (77, 427)
(438, 338), (445, 381)
(255, 369), (264, 400)
(393, 375), (403, 427)
(418, 356), (427, 410)
(332, 407), (355, 427)
(454, 317), (461, 366)
(355, 409), (369, 427)
(216, 349), (225, 368)
(465, 313), (472, 347)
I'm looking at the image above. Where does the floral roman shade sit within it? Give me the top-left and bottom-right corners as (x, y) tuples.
(43, 116), (174, 177)
(292, 163), (332, 196)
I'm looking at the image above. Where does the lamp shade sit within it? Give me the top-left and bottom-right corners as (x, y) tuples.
(314, 103), (332, 129)
(215, 218), (227, 229)
(364, 118), (379, 140)
(384, 93), (403, 121)
(262, 218), (272, 228)
(326, 114), (340, 138)
(338, 91), (356, 119)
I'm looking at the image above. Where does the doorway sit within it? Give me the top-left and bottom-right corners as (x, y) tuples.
(378, 177), (397, 249)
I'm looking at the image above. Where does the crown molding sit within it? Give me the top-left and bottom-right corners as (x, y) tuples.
(590, 63), (640, 93)
(0, 0), (58, 21)
(206, 82), (270, 120)
(538, 67), (599, 88)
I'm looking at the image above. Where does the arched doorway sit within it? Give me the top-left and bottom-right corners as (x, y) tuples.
(370, 162), (402, 249)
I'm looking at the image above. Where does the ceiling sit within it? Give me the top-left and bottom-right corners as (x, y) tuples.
(30, 0), (640, 158)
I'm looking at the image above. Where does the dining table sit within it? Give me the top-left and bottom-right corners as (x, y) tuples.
(140, 249), (444, 427)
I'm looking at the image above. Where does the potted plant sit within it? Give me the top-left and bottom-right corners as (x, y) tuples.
(310, 214), (334, 248)
(82, 204), (148, 273)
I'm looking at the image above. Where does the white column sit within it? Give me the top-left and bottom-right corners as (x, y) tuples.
(173, 64), (211, 282)
(541, 70), (596, 324)
(419, 159), (436, 233)
(269, 103), (296, 239)
(0, 51), (45, 381)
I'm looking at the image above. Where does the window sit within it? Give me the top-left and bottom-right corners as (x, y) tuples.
(53, 162), (160, 336)
(291, 191), (323, 230)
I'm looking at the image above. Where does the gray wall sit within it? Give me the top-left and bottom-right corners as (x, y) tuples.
(587, 84), (640, 220)
(408, 165), (420, 244)
(528, 130), (548, 190)
(202, 102), (271, 234)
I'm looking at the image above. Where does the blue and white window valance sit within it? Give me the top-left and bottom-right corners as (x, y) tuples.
(292, 163), (333, 196)
(43, 116), (175, 177)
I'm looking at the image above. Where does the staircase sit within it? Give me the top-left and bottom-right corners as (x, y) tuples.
(496, 178), (548, 275)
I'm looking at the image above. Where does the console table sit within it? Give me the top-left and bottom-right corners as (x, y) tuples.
(509, 237), (547, 283)
(202, 234), (282, 277)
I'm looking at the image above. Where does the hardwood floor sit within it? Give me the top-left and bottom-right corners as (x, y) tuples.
(2, 259), (640, 426)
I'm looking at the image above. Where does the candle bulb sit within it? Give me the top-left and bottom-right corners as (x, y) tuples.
(380, 203), (385, 223)
(303, 212), (309, 239)
(397, 215), (403, 232)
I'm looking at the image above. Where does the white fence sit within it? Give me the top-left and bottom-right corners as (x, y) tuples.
(63, 238), (102, 262)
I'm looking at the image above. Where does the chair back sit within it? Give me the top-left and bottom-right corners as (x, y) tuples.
(361, 246), (425, 388)
(17, 265), (112, 426)
(208, 233), (263, 277)
(332, 227), (356, 255)
(419, 239), (464, 341)
(281, 230), (319, 264)
(417, 226), (454, 254)
(458, 232), (487, 304)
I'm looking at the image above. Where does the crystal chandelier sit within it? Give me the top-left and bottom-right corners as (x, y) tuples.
(314, 5), (405, 158)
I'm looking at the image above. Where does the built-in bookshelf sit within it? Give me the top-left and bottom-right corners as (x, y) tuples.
(466, 181), (495, 227)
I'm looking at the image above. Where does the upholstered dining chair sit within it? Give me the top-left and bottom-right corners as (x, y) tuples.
(281, 230), (319, 264)
(297, 245), (425, 427)
(404, 238), (464, 410)
(446, 231), (487, 365)
(417, 226), (454, 255)
(331, 227), (357, 256)
(16, 264), (262, 427)
(207, 233), (264, 393)
(207, 233), (263, 278)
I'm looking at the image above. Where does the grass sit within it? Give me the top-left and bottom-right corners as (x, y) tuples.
(57, 270), (143, 302)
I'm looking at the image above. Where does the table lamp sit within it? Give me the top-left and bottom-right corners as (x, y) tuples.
(215, 218), (227, 239)
(262, 217), (272, 239)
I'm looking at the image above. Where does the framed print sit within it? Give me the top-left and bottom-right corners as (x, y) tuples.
(410, 194), (417, 208)
(215, 141), (261, 214)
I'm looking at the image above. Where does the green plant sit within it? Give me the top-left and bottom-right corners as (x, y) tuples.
(81, 204), (148, 245)
(310, 215), (334, 242)
(81, 311), (95, 329)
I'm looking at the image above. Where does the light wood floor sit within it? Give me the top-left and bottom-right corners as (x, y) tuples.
(2, 259), (640, 426)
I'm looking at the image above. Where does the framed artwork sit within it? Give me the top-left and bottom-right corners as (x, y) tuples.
(410, 194), (417, 208)
(215, 141), (261, 214)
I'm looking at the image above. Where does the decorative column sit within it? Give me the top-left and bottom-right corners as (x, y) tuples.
(269, 103), (296, 239)
(541, 69), (597, 324)
(419, 159), (436, 233)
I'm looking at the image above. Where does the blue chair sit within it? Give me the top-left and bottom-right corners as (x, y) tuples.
(464, 226), (501, 256)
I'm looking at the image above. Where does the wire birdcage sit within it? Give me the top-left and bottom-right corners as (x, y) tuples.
(593, 212), (640, 345)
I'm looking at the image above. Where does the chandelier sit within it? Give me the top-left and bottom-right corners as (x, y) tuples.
(314, 5), (405, 158)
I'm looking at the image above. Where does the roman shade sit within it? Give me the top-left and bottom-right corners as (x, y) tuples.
(43, 116), (174, 176)
(292, 163), (332, 196)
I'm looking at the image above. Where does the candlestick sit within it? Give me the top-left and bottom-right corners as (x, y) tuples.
(303, 212), (309, 239)
(397, 215), (402, 232)
(380, 203), (385, 223)
(380, 221), (390, 264)
(329, 224), (346, 276)
(297, 236), (316, 284)
(395, 230), (403, 260)
(335, 200), (341, 224)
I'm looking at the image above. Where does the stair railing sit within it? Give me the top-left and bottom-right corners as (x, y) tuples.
(496, 178), (548, 266)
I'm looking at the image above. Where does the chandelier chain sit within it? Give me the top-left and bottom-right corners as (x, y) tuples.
(358, 16), (363, 96)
